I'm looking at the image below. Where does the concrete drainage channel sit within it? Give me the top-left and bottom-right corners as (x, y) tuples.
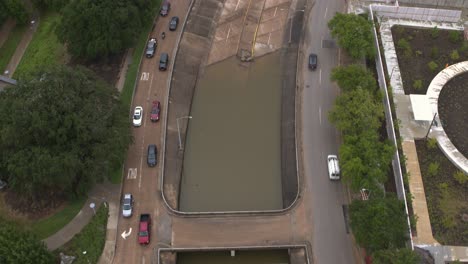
(160, 0), (305, 216)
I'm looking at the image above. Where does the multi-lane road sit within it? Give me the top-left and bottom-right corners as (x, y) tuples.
(300, 0), (357, 262)
(113, 0), (357, 263)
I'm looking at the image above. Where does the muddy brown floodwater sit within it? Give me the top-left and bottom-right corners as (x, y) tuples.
(179, 52), (283, 212)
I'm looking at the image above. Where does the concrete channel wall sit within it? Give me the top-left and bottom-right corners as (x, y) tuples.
(162, 0), (302, 214)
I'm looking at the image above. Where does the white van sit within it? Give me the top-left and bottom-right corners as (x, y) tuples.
(327, 155), (340, 180)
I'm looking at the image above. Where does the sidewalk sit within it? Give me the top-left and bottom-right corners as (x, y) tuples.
(44, 183), (120, 251)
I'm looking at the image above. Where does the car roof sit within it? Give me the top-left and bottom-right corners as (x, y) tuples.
(124, 193), (132, 199)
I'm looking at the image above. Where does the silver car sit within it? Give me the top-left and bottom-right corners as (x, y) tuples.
(122, 193), (133, 218)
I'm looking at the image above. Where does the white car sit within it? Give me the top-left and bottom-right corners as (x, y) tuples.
(133, 106), (143, 127)
(327, 155), (341, 180)
(122, 193), (133, 218)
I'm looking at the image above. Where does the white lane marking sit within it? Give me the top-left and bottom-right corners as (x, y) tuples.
(144, 74), (155, 128)
(274, 6), (278, 16)
(121, 228), (132, 239)
(141, 256), (146, 264)
(138, 150), (144, 189)
(127, 168), (137, 180)
(235, 0), (241, 11)
(140, 72), (149, 81)
(267, 32), (271, 45)
(324, 7), (328, 19)
(319, 69), (322, 85)
(319, 106), (322, 125)
(226, 26), (231, 42)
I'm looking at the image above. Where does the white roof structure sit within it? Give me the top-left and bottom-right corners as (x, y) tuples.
(409, 94), (433, 121)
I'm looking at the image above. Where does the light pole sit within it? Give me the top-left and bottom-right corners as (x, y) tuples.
(177, 116), (192, 150)
(425, 113), (438, 139)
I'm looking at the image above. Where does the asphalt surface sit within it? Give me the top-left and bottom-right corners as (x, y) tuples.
(300, 0), (357, 263)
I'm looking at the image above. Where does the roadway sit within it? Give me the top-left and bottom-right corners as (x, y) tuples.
(113, 0), (358, 263)
(113, 1), (192, 263)
(300, 0), (357, 263)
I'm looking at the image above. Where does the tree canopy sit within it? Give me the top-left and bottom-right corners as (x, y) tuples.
(350, 195), (409, 252)
(0, 0), (29, 25)
(372, 248), (421, 264)
(331, 64), (378, 94)
(329, 88), (384, 135)
(31, 0), (69, 11)
(328, 13), (375, 60)
(56, 0), (155, 59)
(0, 65), (131, 206)
(0, 218), (54, 264)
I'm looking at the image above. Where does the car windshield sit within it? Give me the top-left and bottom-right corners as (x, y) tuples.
(162, 5), (168, 11)
(123, 204), (131, 210)
(139, 231), (148, 236)
(152, 107), (159, 114)
(134, 113), (140, 119)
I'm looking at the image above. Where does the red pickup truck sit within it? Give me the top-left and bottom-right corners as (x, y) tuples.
(138, 214), (151, 245)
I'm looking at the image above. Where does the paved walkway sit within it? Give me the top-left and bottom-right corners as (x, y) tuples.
(44, 183), (121, 251)
(378, 16), (468, 263)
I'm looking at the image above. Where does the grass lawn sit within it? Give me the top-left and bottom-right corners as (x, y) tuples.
(13, 13), (67, 79)
(55, 205), (108, 264)
(0, 25), (26, 73)
(30, 197), (86, 240)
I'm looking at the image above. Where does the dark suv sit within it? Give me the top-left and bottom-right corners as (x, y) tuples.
(147, 144), (157, 167)
(160, 1), (170, 16)
(308, 53), (318, 70)
(169, 16), (179, 31)
(159, 53), (169, 71)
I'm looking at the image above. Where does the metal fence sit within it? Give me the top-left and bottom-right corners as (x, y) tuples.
(398, 0), (468, 8)
(372, 5), (462, 22)
(369, 4), (414, 250)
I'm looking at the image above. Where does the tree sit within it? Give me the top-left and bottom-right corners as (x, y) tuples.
(328, 13), (375, 60)
(340, 133), (394, 192)
(0, 0), (29, 25)
(31, 0), (69, 11)
(373, 248), (420, 264)
(329, 88), (384, 136)
(56, 0), (155, 59)
(331, 64), (378, 94)
(350, 195), (409, 252)
(0, 65), (131, 206)
(0, 218), (54, 264)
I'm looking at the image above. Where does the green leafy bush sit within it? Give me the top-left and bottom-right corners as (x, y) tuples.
(428, 61), (438, 72)
(448, 30), (461, 43)
(412, 79), (423, 90)
(415, 50), (423, 56)
(428, 161), (440, 176)
(450, 50), (460, 60)
(427, 138), (437, 149)
(453, 171), (468, 184)
(397, 38), (412, 58)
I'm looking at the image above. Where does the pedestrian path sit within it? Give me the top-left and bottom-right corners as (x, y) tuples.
(44, 183), (120, 251)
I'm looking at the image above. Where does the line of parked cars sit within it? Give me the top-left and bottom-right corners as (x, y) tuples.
(123, 1), (180, 246)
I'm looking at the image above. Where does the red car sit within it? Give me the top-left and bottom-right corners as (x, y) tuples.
(138, 214), (151, 245)
(150, 101), (160, 122)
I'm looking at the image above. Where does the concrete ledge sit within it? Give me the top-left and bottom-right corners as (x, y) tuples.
(426, 61), (468, 174)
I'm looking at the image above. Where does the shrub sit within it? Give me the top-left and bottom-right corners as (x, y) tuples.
(453, 171), (468, 184)
(450, 50), (460, 60)
(427, 138), (438, 149)
(430, 47), (439, 58)
(415, 50), (423, 56)
(430, 26), (440, 38)
(428, 61), (438, 72)
(397, 39), (412, 58)
(449, 30), (461, 43)
(460, 42), (468, 53)
(428, 161), (440, 176)
(412, 79), (423, 90)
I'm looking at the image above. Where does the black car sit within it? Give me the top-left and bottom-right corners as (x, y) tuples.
(308, 53), (318, 70)
(169, 16), (179, 31)
(160, 1), (170, 16)
(159, 53), (169, 71)
(147, 144), (157, 167)
(146, 38), (157, 58)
